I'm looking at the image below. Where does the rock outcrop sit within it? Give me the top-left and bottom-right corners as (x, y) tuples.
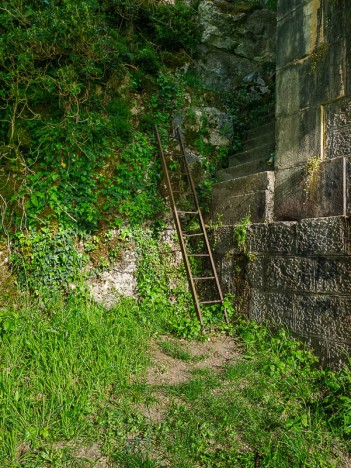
(196, 1), (276, 91)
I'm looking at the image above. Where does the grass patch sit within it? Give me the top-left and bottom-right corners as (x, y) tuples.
(0, 293), (160, 466)
(0, 292), (350, 466)
(136, 323), (351, 467)
(159, 341), (192, 361)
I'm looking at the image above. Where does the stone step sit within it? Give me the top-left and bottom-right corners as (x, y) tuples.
(212, 171), (274, 195)
(243, 130), (275, 152)
(246, 120), (275, 141)
(228, 142), (275, 167)
(217, 157), (273, 180)
(211, 172), (275, 224)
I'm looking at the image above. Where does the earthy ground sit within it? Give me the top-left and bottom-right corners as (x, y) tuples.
(146, 335), (240, 386)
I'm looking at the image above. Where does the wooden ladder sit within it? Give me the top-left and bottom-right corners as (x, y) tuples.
(154, 125), (229, 327)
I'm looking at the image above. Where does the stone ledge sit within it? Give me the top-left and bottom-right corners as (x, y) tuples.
(211, 190), (274, 225)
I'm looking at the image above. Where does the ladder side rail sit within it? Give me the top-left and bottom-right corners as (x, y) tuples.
(176, 127), (229, 324)
(154, 126), (204, 327)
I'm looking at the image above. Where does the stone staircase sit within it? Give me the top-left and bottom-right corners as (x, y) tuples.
(211, 120), (276, 224)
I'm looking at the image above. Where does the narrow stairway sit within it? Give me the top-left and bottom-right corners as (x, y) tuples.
(211, 119), (276, 224)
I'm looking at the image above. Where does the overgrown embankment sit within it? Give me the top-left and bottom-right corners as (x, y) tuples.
(0, 0), (199, 234)
(0, 0), (276, 303)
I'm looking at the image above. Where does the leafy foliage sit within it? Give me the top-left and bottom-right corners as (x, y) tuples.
(11, 227), (86, 295)
(0, 0), (198, 232)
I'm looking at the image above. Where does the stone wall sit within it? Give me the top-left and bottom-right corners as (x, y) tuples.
(203, 0), (351, 365)
(275, 0), (351, 220)
(212, 215), (351, 366)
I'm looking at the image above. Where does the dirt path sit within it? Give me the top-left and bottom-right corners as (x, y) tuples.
(146, 335), (241, 386)
(137, 334), (241, 428)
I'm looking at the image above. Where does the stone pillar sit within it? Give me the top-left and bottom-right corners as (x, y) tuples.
(275, 0), (351, 220)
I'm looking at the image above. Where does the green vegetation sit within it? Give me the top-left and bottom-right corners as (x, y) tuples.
(234, 211), (251, 254)
(0, 2), (350, 467)
(304, 155), (322, 201)
(159, 340), (192, 362)
(0, 0), (198, 233)
(144, 324), (351, 467)
(11, 227), (86, 296)
(0, 293), (157, 466)
(1, 294), (350, 466)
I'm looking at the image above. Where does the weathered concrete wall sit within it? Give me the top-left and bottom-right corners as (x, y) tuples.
(212, 215), (351, 366)
(275, 0), (351, 220)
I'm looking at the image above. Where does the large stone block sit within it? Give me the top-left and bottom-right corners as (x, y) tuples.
(278, 0), (346, 65)
(268, 221), (297, 254)
(296, 216), (350, 256)
(274, 156), (345, 220)
(294, 294), (351, 344)
(315, 257), (351, 294)
(247, 223), (269, 253)
(276, 66), (301, 117)
(275, 107), (321, 171)
(277, 0), (320, 67)
(325, 98), (351, 159)
(247, 255), (265, 289)
(325, 97), (351, 132)
(276, 39), (346, 118)
(211, 190), (274, 225)
(266, 256), (315, 292)
(266, 292), (295, 329)
(325, 125), (351, 159)
(250, 289), (268, 323)
(346, 158), (351, 216)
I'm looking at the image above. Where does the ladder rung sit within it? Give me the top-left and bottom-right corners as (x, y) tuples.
(183, 233), (203, 237)
(199, 300), (222, 305)
(187, 253), (210, 257)
(193, 276), (215, 280)
(177, 210), (198, 214)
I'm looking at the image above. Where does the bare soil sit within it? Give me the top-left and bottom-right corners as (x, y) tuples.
(146, 334), (241, 387)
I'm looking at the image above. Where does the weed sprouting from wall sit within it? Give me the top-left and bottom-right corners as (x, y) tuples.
(234, 211), (251, 254)
(304, 155), (322, 203)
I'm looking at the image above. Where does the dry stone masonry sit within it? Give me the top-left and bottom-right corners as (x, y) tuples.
(211, 0), (351, 366)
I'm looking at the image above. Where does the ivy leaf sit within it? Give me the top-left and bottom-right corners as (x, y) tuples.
(30, 194), (38, 207)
